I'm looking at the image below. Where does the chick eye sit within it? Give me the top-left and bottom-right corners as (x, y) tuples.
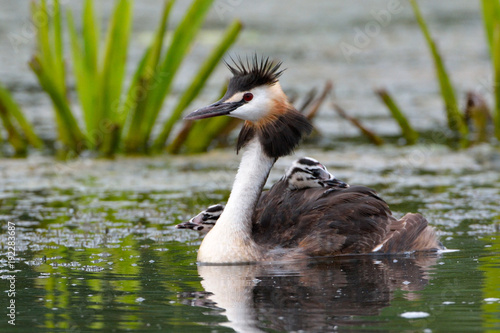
(243, 92), (253, 102)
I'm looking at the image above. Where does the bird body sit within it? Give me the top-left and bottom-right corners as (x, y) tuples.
(184, 56), (443, 264)
(177, 157), (348, 233)
(252, 182), (438, 259)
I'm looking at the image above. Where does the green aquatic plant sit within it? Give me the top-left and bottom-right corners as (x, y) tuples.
(67, 0), (133, 155)
(373, 1), (498, 147)
(30, 0), (86, 155)
(375, 89), (418, 145)
(121, 0), (242, 154)
(0, 83), (42, 155)
(409, 0), (468, 142)
(481, 0), (500, 140)
(30, 0), (241, 157)
(152, 20), (242, 152)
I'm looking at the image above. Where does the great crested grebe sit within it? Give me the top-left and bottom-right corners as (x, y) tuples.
(184, 56), (443, 263)
(177, 157), (348, 233)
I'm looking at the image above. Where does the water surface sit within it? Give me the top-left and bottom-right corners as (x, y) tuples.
(1, 145), (499, 332)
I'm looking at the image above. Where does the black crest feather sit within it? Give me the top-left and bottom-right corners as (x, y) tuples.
(237, 108), (313, 159)
(224, 55), (284, 94)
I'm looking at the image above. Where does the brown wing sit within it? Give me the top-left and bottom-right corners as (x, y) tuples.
(377, 213), (443, 253)
(252, 185), (395, 257)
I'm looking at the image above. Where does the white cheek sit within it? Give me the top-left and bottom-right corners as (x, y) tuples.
(225, 92), (244, 103)
(229, 87), (272, 121)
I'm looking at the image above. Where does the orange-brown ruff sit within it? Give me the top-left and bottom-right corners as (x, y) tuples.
(184, 56), (443, 263)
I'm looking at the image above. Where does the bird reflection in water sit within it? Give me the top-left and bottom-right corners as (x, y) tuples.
(179, 254), (439, 332)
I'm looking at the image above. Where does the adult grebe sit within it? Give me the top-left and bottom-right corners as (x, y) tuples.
(185, 56), (442, 263)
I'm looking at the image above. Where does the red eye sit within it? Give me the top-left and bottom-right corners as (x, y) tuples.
(243, 93), (253, 102)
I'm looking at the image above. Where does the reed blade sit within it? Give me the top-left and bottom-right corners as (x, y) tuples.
(67, 11), (96, 142)
(30, 56), (86, 153)
(153, 19), (242, 151)
(99, 0), (132, 120)
(138, 0), (215, 150)
(493, 23), (500, 140)
(410, 0), (468, 141)
(0, 83), (42, 148)
(0, 85), (30, 155)
(32, 1), (54, 85)
(98, 0), (132, 154)
(376, 88), (418, 145)
(67, 0), (100, 136)
(31, 0), (85, 153)
(0, 103), (27, 155)
(303, 81), (333, 120)
(332, 102), (384, 146)
(481, 0), (500, 59)
(123, 0), (174, 152)
(83, 0), (99, 75)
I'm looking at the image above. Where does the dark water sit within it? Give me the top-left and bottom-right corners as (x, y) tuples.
(1, 145), (499, 332)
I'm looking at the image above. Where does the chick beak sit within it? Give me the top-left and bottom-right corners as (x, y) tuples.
(321, 178), (349, 188)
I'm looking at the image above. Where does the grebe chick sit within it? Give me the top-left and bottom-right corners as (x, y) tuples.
(284, 157), (348, 190)
(177, 204), (225, 233)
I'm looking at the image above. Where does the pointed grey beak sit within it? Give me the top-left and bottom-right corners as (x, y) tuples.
(320, 178), (349, 188)
(316, 168), (333, 181)
(184, 100), (242, 120)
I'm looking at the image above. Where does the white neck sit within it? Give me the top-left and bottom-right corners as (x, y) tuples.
(197, 137), (275, 263)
